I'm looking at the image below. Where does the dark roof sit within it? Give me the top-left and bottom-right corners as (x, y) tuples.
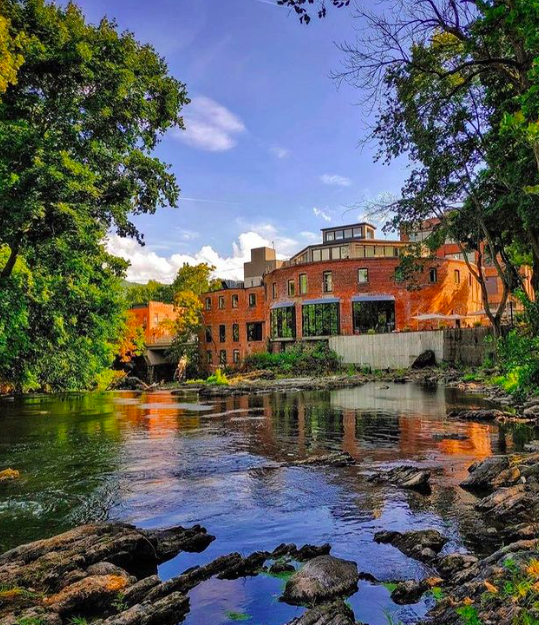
(320, 222), (376, 232)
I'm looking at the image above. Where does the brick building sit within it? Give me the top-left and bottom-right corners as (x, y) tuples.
(128, 301), (177, 344)
(199, 223), (485, 371)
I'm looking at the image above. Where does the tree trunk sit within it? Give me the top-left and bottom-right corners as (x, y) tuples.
(0, 241), (20, 279)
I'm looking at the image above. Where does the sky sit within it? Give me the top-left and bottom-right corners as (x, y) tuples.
(65, 0), (408, 283)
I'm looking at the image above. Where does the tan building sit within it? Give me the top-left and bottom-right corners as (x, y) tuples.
(243, 246), (283, 287)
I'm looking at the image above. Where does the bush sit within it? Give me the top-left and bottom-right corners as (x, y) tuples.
(243, 342), (341, 376)
(495, 329), (539, 398)
(206, 369), (229, 385)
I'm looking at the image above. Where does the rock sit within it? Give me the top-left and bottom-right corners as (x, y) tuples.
(282, 555), (359, 606)
(285, 600), (357, 625)
(490, 466), (521, 488)
(460, 456), (510, 490)
(368, 465), (431, 491)
(0, 469), (19, 482)
(390, 577), (442, 605)
(374, 529), (447, 563)
(476, 484), (535, 523)
(436, 553), (478, 579)
(270, 561), (295, 574)
(45, 573), (131, 615)
(286, 453), (356, 468)
(412, 350), (436, 369)
(524, 441), (539, 452)
(524, 406), (539, 417)
(448, 409), (508, 422)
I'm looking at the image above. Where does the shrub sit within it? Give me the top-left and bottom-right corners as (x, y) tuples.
(495, 329), (539, 398)
(243, 342), (341, 376)
(206, 369), (229, 385)
(367, 328), (376, 335)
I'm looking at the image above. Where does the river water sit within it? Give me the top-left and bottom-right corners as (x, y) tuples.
(0, 383), (535, 624)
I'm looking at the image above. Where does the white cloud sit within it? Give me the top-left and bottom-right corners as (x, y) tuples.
(107, 225), (298, 284)
(174, 96), (245, 152)
(313, 207), (332, 222)
(269, 146), (290, 159)
(177, 228), (200, 241)
(321, 174), (352, 187)
(300, 231), (319, 241)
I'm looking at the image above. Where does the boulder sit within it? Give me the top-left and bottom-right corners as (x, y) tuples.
(367, 465), (431, 491)
(0, 469), (19, 482)
(282, 555), (359, 606)
(286, 600), (358, 625)
(460, 456), (510, 490)
(269, 561), (295, 575)
(476, 484), (535, 523)
(374, 529), (447, 563)
(286, 453), (356, 468)
(412, 350), (436, 369)
(436, 553), (478, 579)
(390, 577), (442, 605)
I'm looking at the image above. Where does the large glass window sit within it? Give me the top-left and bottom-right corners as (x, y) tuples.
(353, 227), (362, 238)
(247, 322), (263, 341)
(353, 301), (395, 334)
(323, 271), (333, 293)
(302, 302), (340, 337)
(321, 248), (330, 261)
(313, 249), (321, 262)
(344, 228), (352, 239)
(271, 306), (296, 339)
(326, 231), (335, 242)
(335, 230), (344, 240)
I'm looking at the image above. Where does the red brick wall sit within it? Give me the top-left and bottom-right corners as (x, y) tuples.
(264, 257), (482, 337)
(128, 301), (177, 343)
(200, 286), (266, 371)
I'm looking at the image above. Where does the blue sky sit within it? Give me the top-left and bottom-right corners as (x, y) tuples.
(70, 0), (408, 282)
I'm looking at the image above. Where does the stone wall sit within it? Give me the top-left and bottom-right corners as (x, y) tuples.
(442, 327), (495, 367)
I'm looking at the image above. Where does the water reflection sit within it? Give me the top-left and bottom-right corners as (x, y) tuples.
(0, 383), (536, 625)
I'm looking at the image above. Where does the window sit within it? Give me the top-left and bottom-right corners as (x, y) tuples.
(207, 351), (213, 364)
(272, 282), (277, 299)
(323, 271), (333, 293)
(288, 279), (296, 297)
(249, 293), (256, 307)
(247, 322), (263, 341)
(321, 248), (330, 261)
(454, 269), (461, 284)
(358, 268), (369, 284)
(205, 297), (211, 310)
(154, 313), (159, 325)
(331, 246), (340, 260)
(326, 231), (335, 242)
(341, 246), (350, 259)
(232, 323), (239, 342)
(313, 249), (322, 262)
(344, 228), (353, 239)
(353, 301), (395, 334)
(353, 227), (362, 238)
(335, 230), (344, 240)
(219, 324), (226, 342)
(429, 268), (438, 283)
(205, 327), (212, 343)
(271, 306), (296, 339)
(299, 273), (308, 295)
(366, 229), (374, 239)
(233, 349), (240, 364)
(219, 295), (225, 309)
(219, 350), (227, 365)
(302, 302), (340, 337)
(232, 294), (238, 308)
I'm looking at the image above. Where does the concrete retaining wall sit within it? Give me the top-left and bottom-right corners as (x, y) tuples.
(329, 327), (493, 369)
(329, 331), (444, 370)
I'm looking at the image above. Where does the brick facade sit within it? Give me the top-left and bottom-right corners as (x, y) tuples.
(199, 256), (483, 371)
(200, 285), (266, 371)
(128, 301), (177, 344)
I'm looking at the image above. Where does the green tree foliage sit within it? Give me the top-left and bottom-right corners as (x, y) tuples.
(124, 280), (173, 307)
(0, 0), (188, 392)
(171, 262), (221, 297)
(276, 0), (349, 24)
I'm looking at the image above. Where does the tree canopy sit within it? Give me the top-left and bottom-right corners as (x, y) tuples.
(0, 0), (189, 392)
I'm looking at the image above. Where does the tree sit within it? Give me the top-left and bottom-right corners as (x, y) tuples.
(124, 280), (173, 307)
(171, 262), (221, 297)
(0, 0), (189, 391)
(0, 12), (25, 94)
(117, 313), (146, 364)
(0, 0), (188, 280)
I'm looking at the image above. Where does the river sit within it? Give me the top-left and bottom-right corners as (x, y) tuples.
(0, 382), (535, 624)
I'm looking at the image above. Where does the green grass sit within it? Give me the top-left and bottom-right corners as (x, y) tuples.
(225, 611), (251, 621)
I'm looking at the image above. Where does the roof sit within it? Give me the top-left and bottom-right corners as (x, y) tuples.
(320, 222), (376, 232)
